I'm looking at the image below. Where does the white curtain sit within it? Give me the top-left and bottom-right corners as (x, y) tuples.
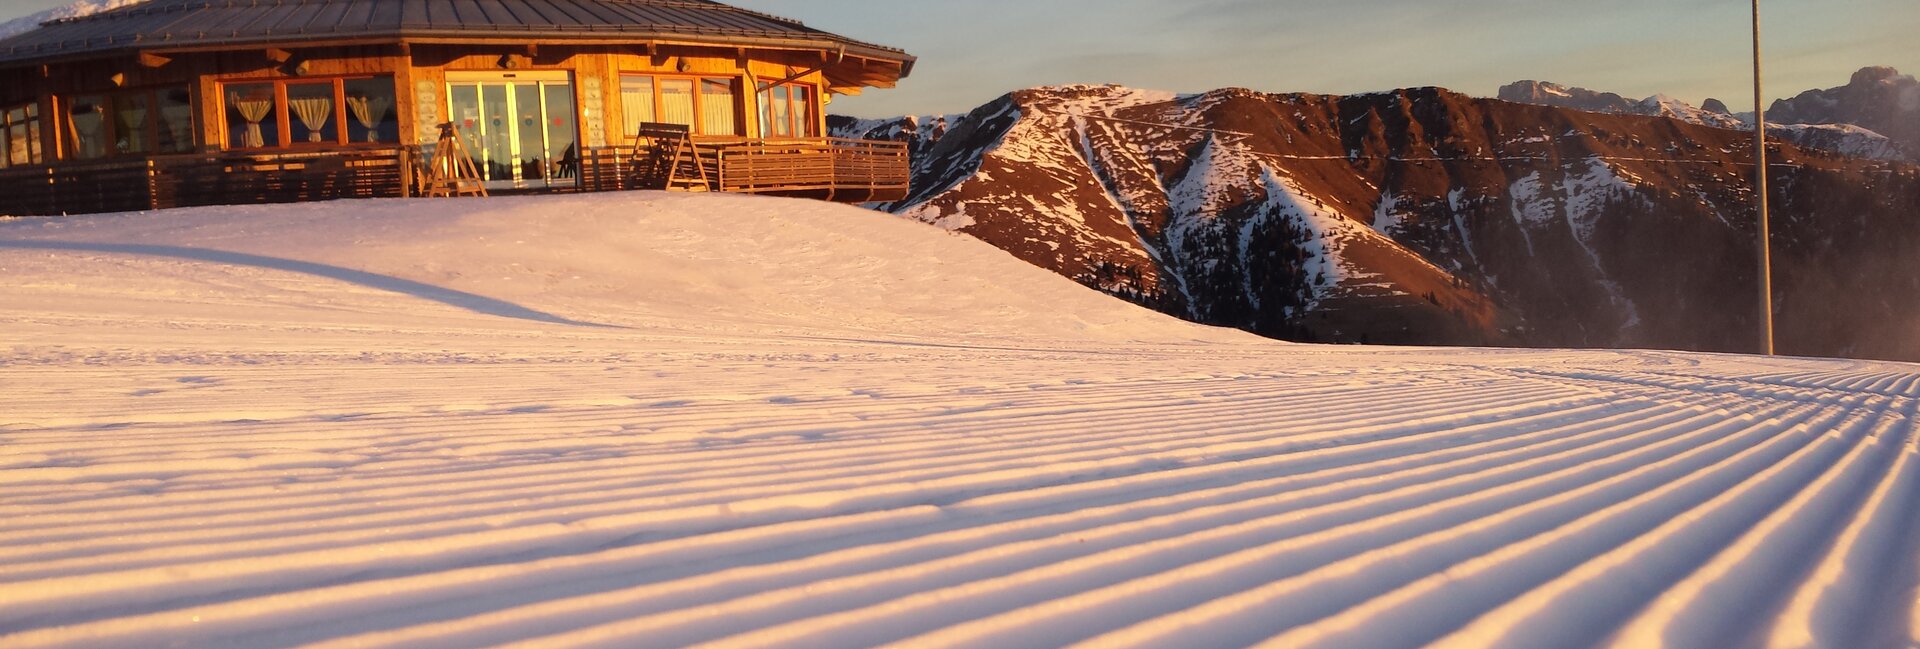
(116, 106), (147, 153)
(5, 124), (25, 167)
(230, 93), (272, 148)
(620, 76), (654, 141)
(289, 97), (332, 143)
(659, 80), (695, 131)
(769, 87), (791, 137)
(346, 95), (391, 143)
(70, 104), (105, 158)
(792, 86), (813, 137)
(160, 102), (193, 152)
(700, 79), (736, 136)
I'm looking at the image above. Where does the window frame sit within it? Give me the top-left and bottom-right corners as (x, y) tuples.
(215, 75), (397, 151)
(1, 101), (43, 168)
(756, 79), (820, 139)
(616, 72), (743, 140)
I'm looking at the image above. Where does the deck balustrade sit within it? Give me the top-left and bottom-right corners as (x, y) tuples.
(0, 137), (909, 216)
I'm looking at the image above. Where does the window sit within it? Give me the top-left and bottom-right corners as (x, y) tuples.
(58, 87), (195, 160)
(619, 75), (655, 138)
(618, 74), (741, 139)
(67, 95), (108, 159)
(2, 102), (41, 168)
(156, 88), (194, 153)
(221, 76), (397, 149)
(759, 81), (817, 138)
(701, 78), (737, 136)
(343, 78), (399, 143)
(226, 83), (278, 149)
(114, 92), (151, 155)
(285, 82), (337, 144)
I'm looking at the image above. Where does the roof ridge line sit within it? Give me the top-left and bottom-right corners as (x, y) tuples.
(597, 0), (812, 30)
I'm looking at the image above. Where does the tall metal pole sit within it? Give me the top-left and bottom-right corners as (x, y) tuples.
(1752, 0), (1776, 355)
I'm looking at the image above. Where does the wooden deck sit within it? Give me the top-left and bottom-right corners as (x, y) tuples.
(580, 137), (910, 203)
(0, 137), (909, 217)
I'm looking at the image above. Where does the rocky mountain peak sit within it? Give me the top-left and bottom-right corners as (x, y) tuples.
(1851, 65), (1910, 86)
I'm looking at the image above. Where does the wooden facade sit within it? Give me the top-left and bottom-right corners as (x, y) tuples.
(0, 0), (914, 215)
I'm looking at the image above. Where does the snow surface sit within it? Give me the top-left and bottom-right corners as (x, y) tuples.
(2, 193), (1919, 649)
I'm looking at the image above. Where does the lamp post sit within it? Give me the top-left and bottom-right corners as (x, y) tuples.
(1752, 0), (1775, 355)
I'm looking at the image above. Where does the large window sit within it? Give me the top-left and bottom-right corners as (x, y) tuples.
(344, 78), (399, 144)
(56, 88), (194, 160)
(2, 102), (41, 168)
(222, 76), (397, 149)
(619, 74), (740, 139)
(285, 82), (336, 144)
(155, 87), (194, 153)
(66, 95), (108, 159)
(759, 81), (817, 138)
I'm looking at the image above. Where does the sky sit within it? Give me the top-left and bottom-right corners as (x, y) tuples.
(2, 0), (1912, 118)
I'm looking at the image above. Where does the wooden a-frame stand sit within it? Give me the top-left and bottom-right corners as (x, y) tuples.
(629, 122), (711, 192)
(418, 122), (488, 198)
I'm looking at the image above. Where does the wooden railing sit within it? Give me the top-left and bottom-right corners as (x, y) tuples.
(0, 158), (160, 216)
(578, 136), (910, 202)
(157, 148), (410, 209)
(0, 148), (410, 216)
(707, 137), (911, 202)
(0, 137), (908, 217)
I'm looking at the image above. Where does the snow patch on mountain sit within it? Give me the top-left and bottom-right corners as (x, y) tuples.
(1371, 192), (1410, 236)
(1257, 166), (1353, 304)
(1166, 136), (1256, 221)
(1560, 159), (1647, 330)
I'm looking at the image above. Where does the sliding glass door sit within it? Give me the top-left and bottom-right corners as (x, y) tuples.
(446, 72), (579, 190)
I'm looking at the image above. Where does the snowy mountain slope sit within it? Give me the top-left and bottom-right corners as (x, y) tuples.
(870, 84), (1920, 361)
(2, 194), (1919, 649)
(0, 0), (146, 39)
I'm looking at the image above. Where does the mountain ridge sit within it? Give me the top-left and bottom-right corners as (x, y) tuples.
(835, 81), (1920, 361)
(1497, 70), (1918, 163)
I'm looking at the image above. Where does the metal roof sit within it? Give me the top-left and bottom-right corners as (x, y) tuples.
(0, 0), (914, 70)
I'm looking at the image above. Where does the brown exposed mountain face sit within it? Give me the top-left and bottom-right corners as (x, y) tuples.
(836, 84), (1920, 361)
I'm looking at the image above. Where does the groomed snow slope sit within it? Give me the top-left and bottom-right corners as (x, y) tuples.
(1, 193), (1917, 649)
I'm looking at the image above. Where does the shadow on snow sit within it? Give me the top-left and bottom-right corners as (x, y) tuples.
(0, 240), (618, 328)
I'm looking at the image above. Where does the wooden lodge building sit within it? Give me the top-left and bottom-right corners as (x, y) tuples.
(0, 0), (915, 215)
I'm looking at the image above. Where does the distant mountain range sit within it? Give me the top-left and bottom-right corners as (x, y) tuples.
(0, 0), (146, 38)
(834, 69), (1920, 361)
(1499, 69), (1920, 163)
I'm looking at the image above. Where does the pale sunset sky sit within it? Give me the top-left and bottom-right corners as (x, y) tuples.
(2, 0), (1913, 117)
